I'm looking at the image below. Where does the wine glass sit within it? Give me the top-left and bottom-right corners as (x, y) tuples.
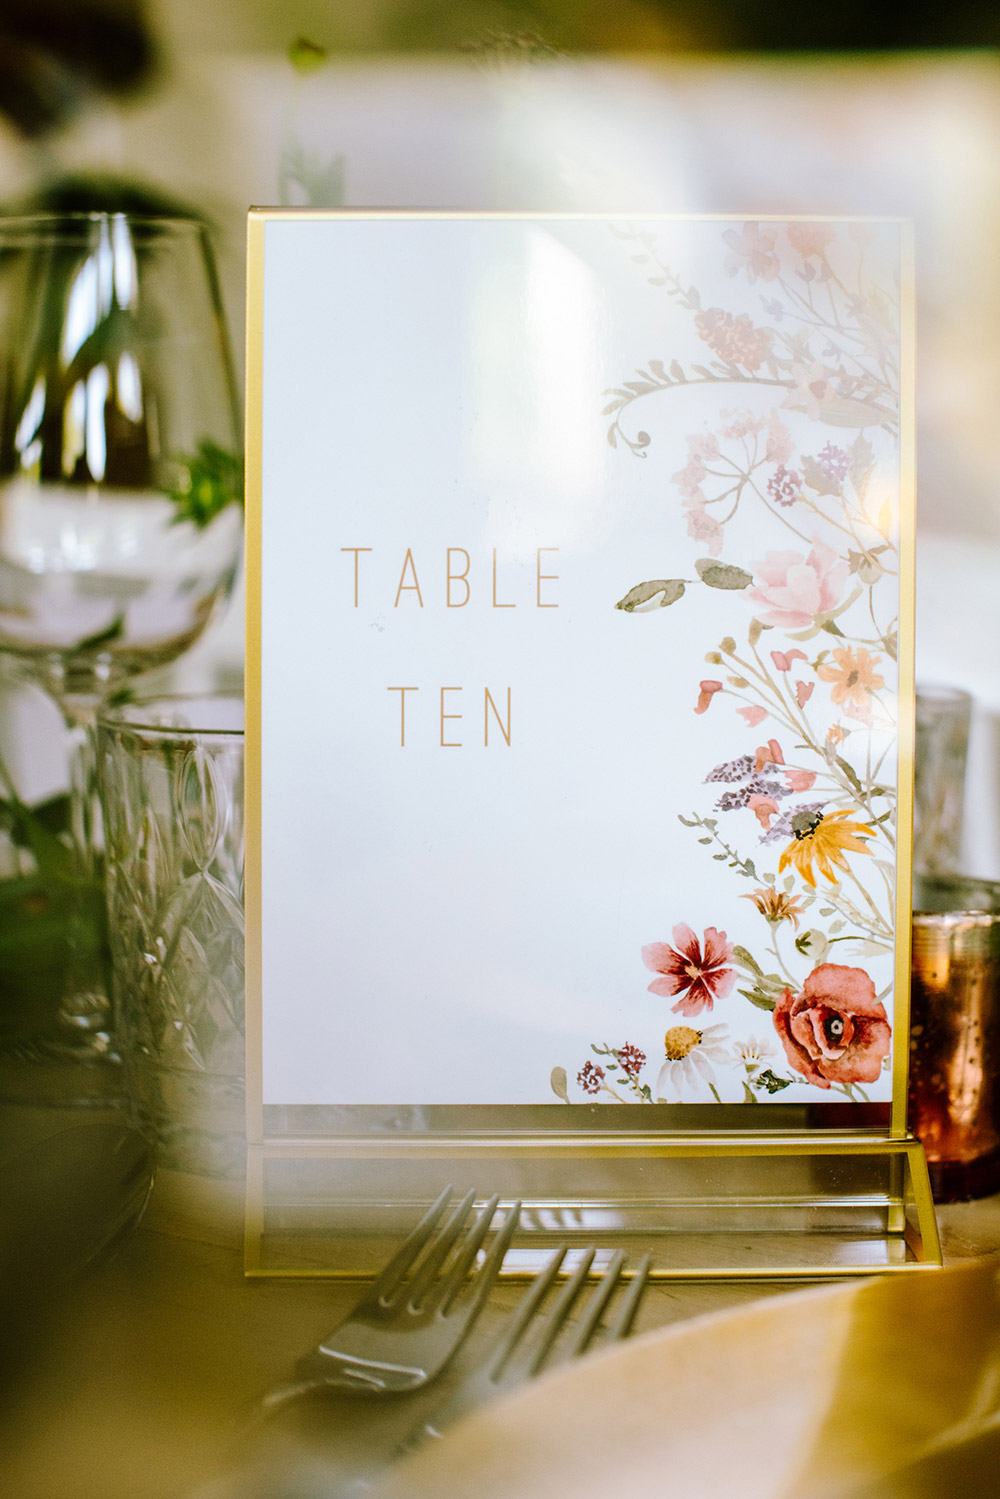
(0, 212), (242, 1092)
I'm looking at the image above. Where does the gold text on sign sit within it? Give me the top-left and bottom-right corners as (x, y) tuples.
(342, 548), (558, 608)
(387, 687), (512, 747)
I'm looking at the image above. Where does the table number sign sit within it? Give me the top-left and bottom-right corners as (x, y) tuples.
(245, 212), (939, 1276)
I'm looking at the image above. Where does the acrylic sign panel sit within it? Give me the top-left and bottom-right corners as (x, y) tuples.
(250, 213), (911, 1115)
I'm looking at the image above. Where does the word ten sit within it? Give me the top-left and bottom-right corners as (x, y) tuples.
(388, 686), (512, 747)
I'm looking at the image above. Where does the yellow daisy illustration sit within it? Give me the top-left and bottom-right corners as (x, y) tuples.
(778, 807), (873, 888)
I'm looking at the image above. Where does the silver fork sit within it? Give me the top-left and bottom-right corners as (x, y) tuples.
(262, 1187), (521, 1408)
(411, 1243), (651, 1443)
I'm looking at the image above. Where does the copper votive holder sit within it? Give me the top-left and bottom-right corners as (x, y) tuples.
(910, 874), (1000, 1202)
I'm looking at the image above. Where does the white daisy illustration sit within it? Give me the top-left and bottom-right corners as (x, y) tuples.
(733, 1034), (777, 1070)
(656, 1023), (730, 1100)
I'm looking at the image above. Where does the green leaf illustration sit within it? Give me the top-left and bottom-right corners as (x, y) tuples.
(818, 396), (895, 429)
(801, 454), (842, 497)
(834, 754), (866, 800)
(848, 549), (884, 585)
(695, 560), (752, 591)
(732, 945), (762, 975)
(756, 1069), (793, 1094)
(550, 1066), (570, 1103)
(849, 432), (876, 497)
(615, 579), (686, 612)
(739, 986), (778, 1012)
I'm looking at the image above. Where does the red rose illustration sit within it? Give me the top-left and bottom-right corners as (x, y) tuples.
(773, 962), (890, 1089)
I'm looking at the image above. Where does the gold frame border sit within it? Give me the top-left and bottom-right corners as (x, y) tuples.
(245, 212), (265, 1155)
(891, 221), (917, 1140)
(243, 210), (926, 1274)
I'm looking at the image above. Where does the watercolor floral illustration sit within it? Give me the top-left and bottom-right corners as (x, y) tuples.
(552, 219), (900, 1107)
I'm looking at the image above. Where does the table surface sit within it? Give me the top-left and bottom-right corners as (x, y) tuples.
(2, 1098), (999, 1499)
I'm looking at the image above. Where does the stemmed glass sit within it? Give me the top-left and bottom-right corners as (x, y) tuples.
(0, 213), (242, 1090)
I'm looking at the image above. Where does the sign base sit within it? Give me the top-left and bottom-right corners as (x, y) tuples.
(244, 1130), (941, 1279)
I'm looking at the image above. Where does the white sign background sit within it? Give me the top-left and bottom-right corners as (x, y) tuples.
(255, 215), (903, 1109)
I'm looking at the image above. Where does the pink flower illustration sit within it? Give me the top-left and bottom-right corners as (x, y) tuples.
(694, 308), (772, 371)
(720, 411), (766, 441)
(687, 431), (721, 462)
(817, 442), (850, 484)
(787, 222), (836, 260)
(695, 680), (723, 714)
(770, 649), (808, 672)
(673, 455), (707, 501)
(767, 466), (803, 507)
(738, 705), (768, 727)
(748, 793), (779, 831)
(642, 924), (736, 1017)
(577, 1060), (605, 1095)
(617, 1042), (646, 1078)
(754, 739), (816, 793)
(684, 499), (724, 555)
(795, 680), (814, 708)
(782, 360), (838, 421)
(765, 413), (794, 465)
(754, 738), (784, 770)
(723, 222), (780, 283)
(748, 538), (849, 629)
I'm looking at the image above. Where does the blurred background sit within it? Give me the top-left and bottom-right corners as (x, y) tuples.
(1, 0), (999, 867)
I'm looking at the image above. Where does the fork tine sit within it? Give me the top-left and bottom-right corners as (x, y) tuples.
(402, 1188), (477, 1308)
(490, 1244), (567, 1376)
(607, 1252), (650, 1340)
(562, 1248), (627, 1360)
(456, 1197), (522, 1321)
(526, 1246), (596, 1375)
(434, 1193), (501, 1309)
(363, 1184), (454, 1307)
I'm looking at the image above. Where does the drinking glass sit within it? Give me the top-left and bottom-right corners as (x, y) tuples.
(913, 684), (972, 876)
(0, 213), (242, 1084)
(910, 874), (1000, 1201)
(98, 695), (244, 1208)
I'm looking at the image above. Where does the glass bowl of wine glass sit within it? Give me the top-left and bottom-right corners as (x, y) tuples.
(0, 211), (243, 1097)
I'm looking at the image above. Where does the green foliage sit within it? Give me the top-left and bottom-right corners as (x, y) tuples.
(732, 946), (787, 1012)
(165, 440), (244, 529)
(288, 36), (327, 73)
(0, 766), (107, 1050)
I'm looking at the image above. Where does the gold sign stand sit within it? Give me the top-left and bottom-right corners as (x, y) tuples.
(244, 210), (940, 1281)
(243, 1129), (940, 1279)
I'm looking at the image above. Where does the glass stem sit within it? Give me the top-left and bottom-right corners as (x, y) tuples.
(58, 695), (114, 1055)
